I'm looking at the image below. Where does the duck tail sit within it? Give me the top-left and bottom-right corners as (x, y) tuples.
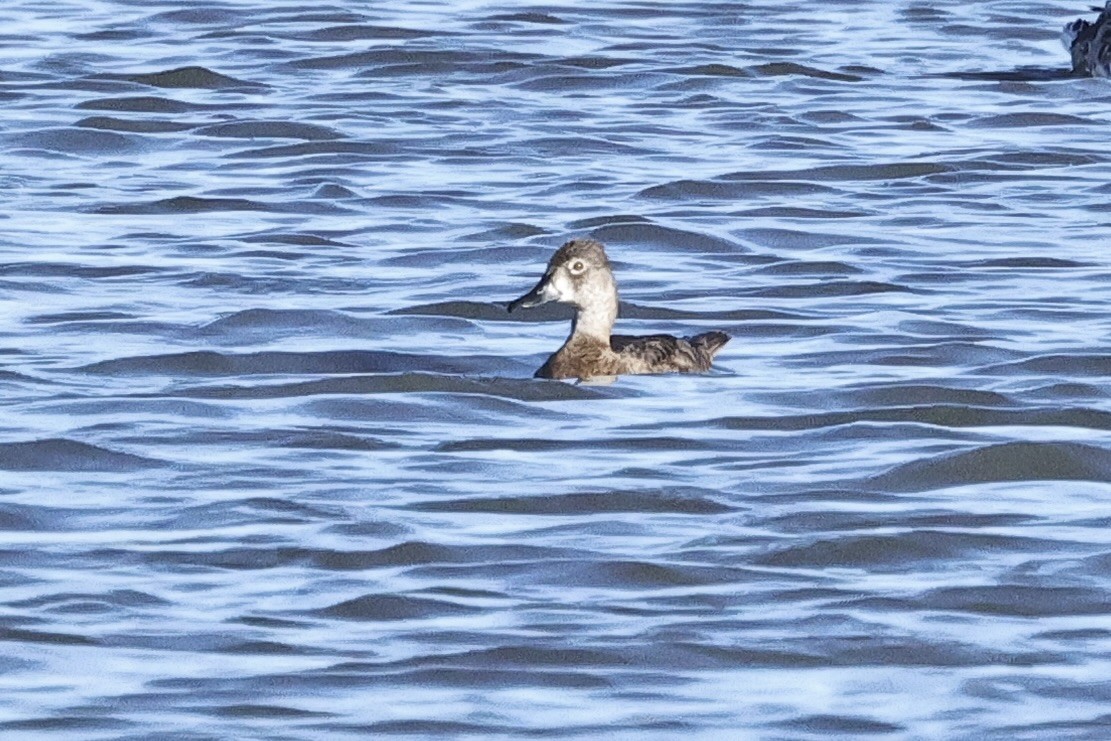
(1063, 19), (1086, 54)
(690, 331), (730, 361)
(1065, 3), (1111, 75)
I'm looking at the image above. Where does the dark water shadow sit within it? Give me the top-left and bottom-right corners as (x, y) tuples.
(931, 66), (1078, 82)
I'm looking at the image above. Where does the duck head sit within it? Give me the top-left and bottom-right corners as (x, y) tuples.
(507, 238), (617, 315)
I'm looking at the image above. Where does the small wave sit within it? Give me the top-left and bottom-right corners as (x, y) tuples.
(0, 439), (161, 472)
(754, 530), (1052, 570)
(978, 151), (1104, 168)
(76, 96), (209, 113)
(6, 127), (146, 155)
(566, 214), (651, 229)
(299, 25), (438, 41)
(147, 8), (242, 25)
(585, 222), (739, 253)
(486, 12), (567, 25)
(869, 442), (1111, 492)
(639, 178), (840, 200)
(173, 429), (394, 453)
(749, 62), (864, 81)
(384, 243), (540, 267)
(208, 704), (332, 719)
(310, 183), (357, 199)
(75, 29), (147, 42)
(314, 542), (574, 571)
(95, 196), (275, 215)
(165, 498), (392, 531)
(739, 227), (879, 249)
(786, 341), (1024, 370)
(77, 348), (542, 382)
(171, 373), (608, 402)
(896, 319), (993, 340)
(0, 503), (45, 530)
(197, 309), (369, 337)
(438, 435), (717, 453)
(518, 135), (649, 155)
(918, 585), (1111, 618)
(224, 140), (401, 160)
(11, 589), (168, 609)
(411, 487), (732, 515)
(314, 593), (480, 621)
(971, 257), (1090, 269)
(940, 68), (1075, 82)
(540, 559), (748, 589)
(101, 66), (262, 90)
(970, 113), (1094, 129)
(241, 232), (354, 247)
(0, 369), (50, 387)
(701, 404), (1111, 434)
(557, 55), (638, 70)
(1030, 382), (1108, 401)
(849, 385), (1012, 407)
(81, 351), (508, 378)
(664, 63), (748, 77)
(1, 263), (158, 279)
(750, 134), (841, 152)
(774, 715), (903, 735)
(289, 48), (499, 71)
(464, 222), (550, 241)
(194, 121), (342, 140)
(75, 116), (195, 134)
(750, 279), (912, 298)
(758, 508), (1031, 535)
(728, 162), (951, 183)
(26, 311), (133, 325)
(736, 206), (868, 219)
(0, 627), (97, 647)
(987, 354), (1111, 377)
(750, 260), (863, 277)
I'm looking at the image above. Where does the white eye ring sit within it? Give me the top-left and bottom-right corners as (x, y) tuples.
(569, 260), (586, 274)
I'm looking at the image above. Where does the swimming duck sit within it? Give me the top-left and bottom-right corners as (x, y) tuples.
(507, 238), (730, 380)
(1064, 2), (1111, 76)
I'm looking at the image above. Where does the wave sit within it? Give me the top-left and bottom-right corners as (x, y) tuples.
(194, 121), (342, 140)
(6, 127), (146, 155)
(411, 487), (732, 515)
(80, 351), (511, 378)
(869, 441), (1111, 492)
(0, 439), (162, 472)
(98, 66), (263, 90)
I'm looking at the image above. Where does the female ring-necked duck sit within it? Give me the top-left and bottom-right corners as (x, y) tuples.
(1064, 2), (1111, 76)
(507, 238), (730, 381)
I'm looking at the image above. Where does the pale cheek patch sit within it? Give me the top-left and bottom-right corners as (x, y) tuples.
(550, 272), (576, 302)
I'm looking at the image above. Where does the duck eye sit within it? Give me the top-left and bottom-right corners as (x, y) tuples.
(570, 260), (586, 273)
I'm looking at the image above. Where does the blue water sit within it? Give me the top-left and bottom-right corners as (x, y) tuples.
(1, 1), (1110, 737)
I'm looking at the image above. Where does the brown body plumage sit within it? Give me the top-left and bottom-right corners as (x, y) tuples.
(507, 239), (730, 380)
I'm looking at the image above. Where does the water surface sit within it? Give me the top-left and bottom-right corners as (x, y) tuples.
(1, 0), (1110, 737)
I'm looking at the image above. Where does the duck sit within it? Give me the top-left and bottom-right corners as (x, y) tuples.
(1064, 2), (1111, 77)
(506, 238), (730, 380)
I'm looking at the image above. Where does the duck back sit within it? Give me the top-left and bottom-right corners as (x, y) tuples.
(611, 330), (730, 373)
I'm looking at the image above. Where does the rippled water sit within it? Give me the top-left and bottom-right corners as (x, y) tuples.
(2, 0), (1110, 737)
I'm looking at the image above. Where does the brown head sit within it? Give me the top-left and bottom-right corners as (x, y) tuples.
(507, 238), (619, 339)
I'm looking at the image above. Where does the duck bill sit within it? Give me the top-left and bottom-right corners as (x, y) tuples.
(507, 273), (558, 313)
